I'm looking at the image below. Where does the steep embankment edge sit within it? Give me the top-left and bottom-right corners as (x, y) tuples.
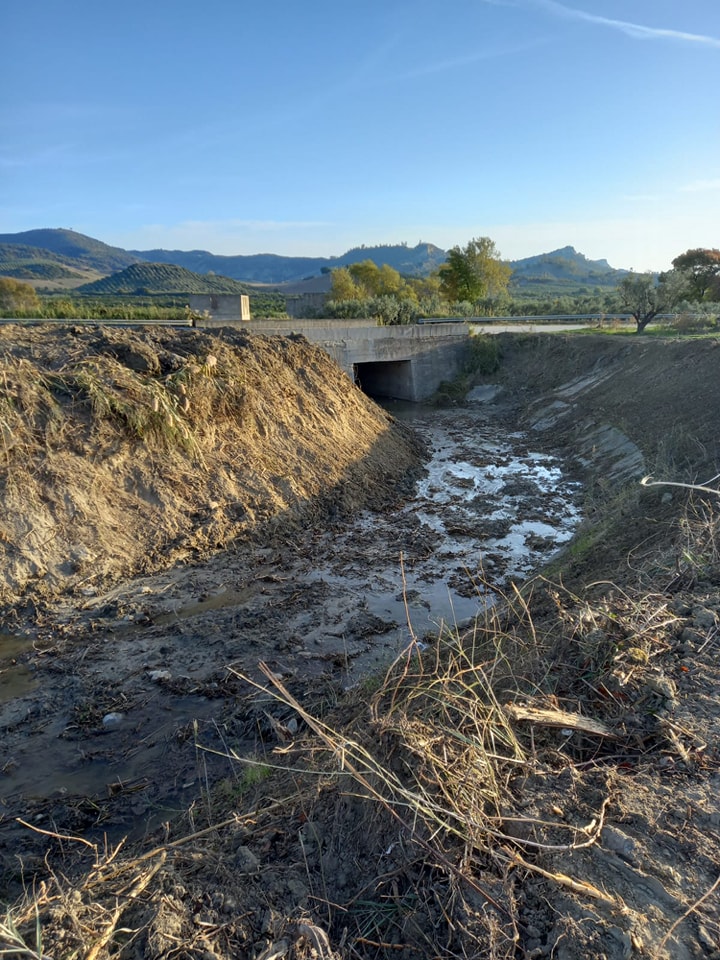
(0, 324), (425, 608)
(488, 332), (720, 585)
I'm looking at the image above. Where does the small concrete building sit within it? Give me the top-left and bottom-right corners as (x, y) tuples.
(188, 294), (250, 323)
(285, 292), (328, 318)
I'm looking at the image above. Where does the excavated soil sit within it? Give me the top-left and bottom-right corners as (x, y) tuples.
(1, 328), (720, 960)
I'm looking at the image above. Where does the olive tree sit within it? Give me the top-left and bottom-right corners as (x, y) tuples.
(617, 271), (688, 333)
(671, 248), (720, 301)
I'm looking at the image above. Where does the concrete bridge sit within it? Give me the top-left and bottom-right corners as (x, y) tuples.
(197, 318), (471, 402)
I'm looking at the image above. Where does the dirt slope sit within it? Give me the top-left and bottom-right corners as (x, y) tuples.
(482, 333), (720, 960)
(0, 324), (423, 607)
(492, 333), (720, 587)
(493, 333), (720, 482)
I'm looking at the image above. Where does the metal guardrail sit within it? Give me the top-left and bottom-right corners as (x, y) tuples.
(417, 315), (613, 324)
(0, 317), (194, 327)
(2, 313), (711, 328)
(470, 314), (631, 323)
(420, 313), (709, 324)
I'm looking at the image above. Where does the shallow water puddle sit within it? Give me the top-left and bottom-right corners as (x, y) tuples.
(409, 410), (580, 582)
(153, 585), (257, 623)
(0, 633), (38, 703)
(306, 407), (581, 654)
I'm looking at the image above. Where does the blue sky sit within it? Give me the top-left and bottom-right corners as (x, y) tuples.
(2, 0), (719, 270)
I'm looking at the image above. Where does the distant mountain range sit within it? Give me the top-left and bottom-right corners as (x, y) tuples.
(0, 228), (630, 292)
(130, 241), (449, 284)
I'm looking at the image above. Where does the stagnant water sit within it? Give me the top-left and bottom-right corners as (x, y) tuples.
(303, 404), (581, 649)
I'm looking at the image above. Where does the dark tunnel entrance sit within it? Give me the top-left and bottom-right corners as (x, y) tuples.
(353, 359), (414, 401)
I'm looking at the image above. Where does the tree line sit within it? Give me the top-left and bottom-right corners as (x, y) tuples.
(0, 280), (287, 320)
(2, 242), (719, 332)
(617, 249), (720, 332)
(323, 239), (720, 333)
(323, 238), (512, 324)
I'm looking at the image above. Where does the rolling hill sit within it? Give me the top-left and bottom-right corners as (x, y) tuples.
(77, 263), (255, 295)
(510, 246), (628, 290)
(0, 229), (139, 274)
(128, 241), (447, 283)
(0, 243), (85, 281)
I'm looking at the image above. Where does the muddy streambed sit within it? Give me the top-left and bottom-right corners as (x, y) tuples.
(0, 405), (581, 849)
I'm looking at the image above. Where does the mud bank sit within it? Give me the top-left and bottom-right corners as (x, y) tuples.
(492, 332), (720, 485)
(0, 402), (580, 823)
(488, 333), (720, 585)
(0, 324), (423, 606)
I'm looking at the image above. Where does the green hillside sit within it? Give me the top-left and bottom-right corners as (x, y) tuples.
(510, 246), (628, 292)
(1, 229), (634, 299)
(0, 243), (85, 281)
(77, 262), (254, 295)
(0, 229), (139, 274)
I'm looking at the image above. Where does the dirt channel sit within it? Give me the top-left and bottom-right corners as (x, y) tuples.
(0, 403), (580, 832)
(1, 328), (720, 960)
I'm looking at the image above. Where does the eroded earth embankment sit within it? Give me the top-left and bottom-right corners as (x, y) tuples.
(493, 332), (720, 584)
(2, 329), (720, 960)
(0, 323), (423, 605)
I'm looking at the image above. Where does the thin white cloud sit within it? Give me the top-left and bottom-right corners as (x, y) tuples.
(680, 179), (720, 193)
(389, 37), (547, 81)
(527, 0), (720, 48)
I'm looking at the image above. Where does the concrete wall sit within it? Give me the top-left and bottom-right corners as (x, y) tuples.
(285, 292), (327, 318)
(331, 325), (469, 401)
(189, 294), (250, 322)
(195, 318), (470, 401)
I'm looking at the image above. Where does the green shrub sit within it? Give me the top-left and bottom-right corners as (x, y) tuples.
(0, 278), (41, 315)
(672, 311), (717, 334)
(466, 333), (501, 374)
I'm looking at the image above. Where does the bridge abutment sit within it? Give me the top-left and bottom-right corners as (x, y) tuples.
(196, 318), (470, 402)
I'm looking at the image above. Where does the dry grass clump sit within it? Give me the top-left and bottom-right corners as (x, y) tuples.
(58, 358), (200, 454)
(233, 653), (527, 958)
(0, 358), (64, 470)
(217, 586), (635, 958)
(367, 629), (526, 842)
(0, 342), (246, 472)
(0, 902), (46, 959)
(670, 496), (720, 588)
(1, 826), (183, 960)
(670, 311), (717, 334)
(1, 564), (702, 960)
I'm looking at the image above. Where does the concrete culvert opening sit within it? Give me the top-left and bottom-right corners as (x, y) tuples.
(354, 359), (414, 401)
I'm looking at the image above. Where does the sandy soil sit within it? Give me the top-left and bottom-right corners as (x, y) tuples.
(1, 328), (720, 960)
